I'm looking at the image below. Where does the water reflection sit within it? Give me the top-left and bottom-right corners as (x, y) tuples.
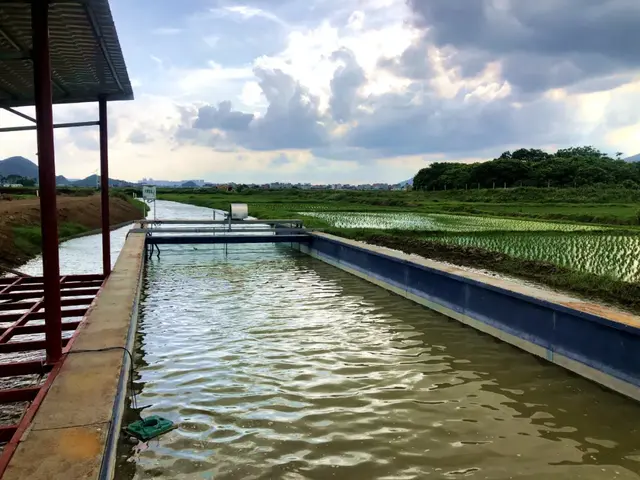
(120, 230), (640, 479)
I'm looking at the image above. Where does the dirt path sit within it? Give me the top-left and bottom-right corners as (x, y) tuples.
(0, 195), (144, 271)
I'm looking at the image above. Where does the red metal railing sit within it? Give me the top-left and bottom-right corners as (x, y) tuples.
(0, 273), (104, 471)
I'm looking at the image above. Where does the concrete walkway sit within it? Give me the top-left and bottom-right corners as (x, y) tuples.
(4, 232), (145, 479)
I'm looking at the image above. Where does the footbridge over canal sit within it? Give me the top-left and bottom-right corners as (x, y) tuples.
(4, 208), (640, 479)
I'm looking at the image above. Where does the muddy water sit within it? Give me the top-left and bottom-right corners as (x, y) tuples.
(119, 207), (640, 480)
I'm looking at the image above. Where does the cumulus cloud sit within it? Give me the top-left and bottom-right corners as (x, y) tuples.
(378, 42), (432, 80)
(346, 90), (577, 157)
(193, 101), (254, 131)
(177, 67), (329, 151)
(329, 48), (366, 123)
(127, 130), (152, 144)
(406, 0), (640, 94)
(269, 153), (294, 167)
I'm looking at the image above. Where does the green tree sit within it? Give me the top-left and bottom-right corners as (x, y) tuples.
(413, 146), (637, 191)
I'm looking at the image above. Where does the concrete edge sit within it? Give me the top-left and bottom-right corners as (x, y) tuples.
(98, 237), (146, 480)
(311, 232), (640, 330)
(300, 242), (640, 403)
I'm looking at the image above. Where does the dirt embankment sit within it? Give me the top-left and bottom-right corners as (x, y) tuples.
(0, 195), (144, 270)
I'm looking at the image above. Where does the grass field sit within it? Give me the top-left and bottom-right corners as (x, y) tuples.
(12, 223), (90, 257)
(157, 186), (640, 226)
(158, 188), (640, 311)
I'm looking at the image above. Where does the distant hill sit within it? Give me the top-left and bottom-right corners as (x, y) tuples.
(72, 175), (99, 187)
(181, 180), (198, 187)
(625, 153), (640, 163)
(0, 156), (134, 187)
(72, 174), (134, 188)
(398, 178), (413, 187)
(56, 175), (71, 186)
(0, 156), (38, 179)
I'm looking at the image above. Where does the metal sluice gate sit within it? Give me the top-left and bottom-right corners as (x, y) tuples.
(132, 219), (312, 254)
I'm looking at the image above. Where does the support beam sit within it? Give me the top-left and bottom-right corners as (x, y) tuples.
(85, 5), (125, 94)
(0, 426), (17, 444)
(0, 277), (22, 295)
(0, 338), (70, 355)
(32, 0), (62, 364)
(6, 279), (102, 292)
(5, 321), (81, 338)
(0, 301), (42, 344)
(0, 308), (88, 326)
(2, 107), (35, 123)
(99, 97), (110, 276)
(0, 120), (99, 133)
(0, 51), (29, 61)
(0, 287), (99, 303)
(0, 387), (40, 404)
(0, 361), (51, 379)
(0, 297), (94, 312)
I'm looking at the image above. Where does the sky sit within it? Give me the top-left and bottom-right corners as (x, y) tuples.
(1, 0), (640, 184)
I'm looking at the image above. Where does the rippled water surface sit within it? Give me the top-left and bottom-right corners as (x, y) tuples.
(118, 202), (640, 480)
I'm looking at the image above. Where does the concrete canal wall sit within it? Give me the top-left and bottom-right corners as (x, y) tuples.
(300, 232), (640, 402)
(4, 231), (146, 480)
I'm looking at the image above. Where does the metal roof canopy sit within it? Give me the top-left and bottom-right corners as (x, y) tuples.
(0, 0), (133, 108)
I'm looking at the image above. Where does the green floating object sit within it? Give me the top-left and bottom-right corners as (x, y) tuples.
(125, 415), (175, 441)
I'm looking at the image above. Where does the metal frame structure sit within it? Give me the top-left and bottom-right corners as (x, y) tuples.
(0, 0), (133, 471)
(0, 274), (103, 467)
(137, 219), (312, 249)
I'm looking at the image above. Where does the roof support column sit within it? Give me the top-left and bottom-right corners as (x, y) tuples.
(31, 0), (62, 364)
(98, 97), (110, 276)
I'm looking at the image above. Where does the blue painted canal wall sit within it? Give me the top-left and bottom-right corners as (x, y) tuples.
(300, 232), (640, 402)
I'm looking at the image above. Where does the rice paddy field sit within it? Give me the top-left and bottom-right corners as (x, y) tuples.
(299, 211), (640, 283)
(427, 232), (640, 283)
(299, 211), (605, 232)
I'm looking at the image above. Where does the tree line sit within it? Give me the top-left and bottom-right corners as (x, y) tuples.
(413, 147), (640, 191)
(0, 175), (36, 186)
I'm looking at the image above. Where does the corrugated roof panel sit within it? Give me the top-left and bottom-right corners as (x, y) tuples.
(0, 0), (133, 108)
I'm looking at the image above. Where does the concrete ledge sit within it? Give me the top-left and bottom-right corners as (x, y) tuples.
(304, 232), (640, 402)
(4, 232), (146, 480)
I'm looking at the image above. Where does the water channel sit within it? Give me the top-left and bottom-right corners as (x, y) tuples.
(9, 200), (638, 478)
(108, 201), (640, 480)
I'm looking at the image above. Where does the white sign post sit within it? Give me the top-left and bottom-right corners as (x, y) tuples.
(142, 185), (156, 201)
(142, 185), (157, 221)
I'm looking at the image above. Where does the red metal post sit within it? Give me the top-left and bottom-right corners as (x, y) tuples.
(32, 0), (62, 364)
(99, 97), (111, 276)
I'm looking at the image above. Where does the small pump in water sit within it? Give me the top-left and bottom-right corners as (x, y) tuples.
(125, 415), (175, 442)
